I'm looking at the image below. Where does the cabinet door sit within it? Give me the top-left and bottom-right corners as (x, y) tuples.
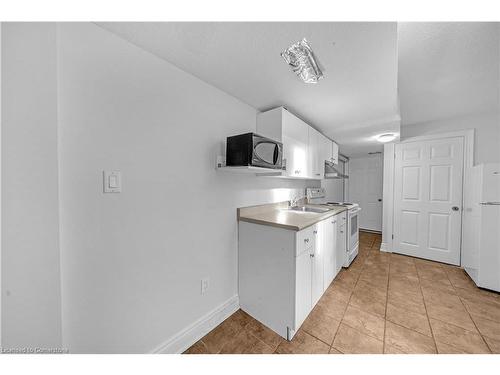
(295, 249), (312, 329)
(283, 110), (309, 178)
(311, 225), (323, 306)
(322, 137), (332, 164)
(332, 142), (339, 164)
(323, 218), (337, 290)
(308, 128), (322, 179)
(336, 223), (346, 271)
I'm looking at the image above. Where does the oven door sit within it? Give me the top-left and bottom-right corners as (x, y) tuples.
(251, 135), (283, 169)
(349, 208), (360, 250)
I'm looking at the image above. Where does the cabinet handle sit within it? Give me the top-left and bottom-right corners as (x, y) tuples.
(315, 173), (321, 176)
(310, 253), (315, 258)
(313, 230), (317, 234)
(340, 230), (344, 233)
(304, 238), (309, 243)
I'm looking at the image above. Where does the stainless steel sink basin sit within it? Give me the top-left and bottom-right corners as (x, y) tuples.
(288, 206), (330, 213)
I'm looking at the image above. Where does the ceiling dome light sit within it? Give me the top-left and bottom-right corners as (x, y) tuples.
(281, 38), (324, 84)
(376, 133), (397, 143)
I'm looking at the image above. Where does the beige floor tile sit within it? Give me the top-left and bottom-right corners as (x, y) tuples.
(419, 277), (456, 294)
(332, 323), (383, 354)
(390, 253), (415, 265)
(329, 347), (342, 354)
(201, 310), (252, 353)
(384, 321), (436, 353)
(445, 267), (477, 290)
(417, 266), (453, 287)
(429, 318), (490, 354)
(245, 319), (284, 350)
(323, 283), (352, 304)
(342, 305), (385, 340)
(184, 340), (209, 354)
(302, 304), (341, 345)
(484, 336), (500, 354)
(389, 276), (421, 295)
(349, 290), (387, 318)
(386, 303), (432, 337)
(455, 286), (500, 305)
(471, 314), (500, 341)
(425, 302), (477, 332)
(334, 270), (360, 290)
(316, 296), (348, 321)
(421, 286), (462, 309)
(388, 289), (427, 315)
(275, 330), (330, 354)
(358, 271), (388, 289)
(384, 345), (406, 354)
(220, 330), (274, 354)
(460, 295), (500, 323)
(435, 341), (468, 354)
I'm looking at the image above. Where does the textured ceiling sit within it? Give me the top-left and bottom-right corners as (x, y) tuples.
(97, 22), (400, 156)
(398, 22), (499, 126)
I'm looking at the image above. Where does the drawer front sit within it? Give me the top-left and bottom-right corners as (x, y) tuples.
(296, 224), (317, 256)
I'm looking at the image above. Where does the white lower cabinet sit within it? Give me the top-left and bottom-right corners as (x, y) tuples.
(323, 217), (337, 290)
(295, 248), (313, 329)
(336, 212), (347, 270)
(239, 212), (344, 340)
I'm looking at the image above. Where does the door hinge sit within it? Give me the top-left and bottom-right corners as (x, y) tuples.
(392, 234), (394, 239)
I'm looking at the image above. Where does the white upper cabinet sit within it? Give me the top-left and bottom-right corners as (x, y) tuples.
(308, 127), (323, 179)
(282, 109), (309, 178)
(331, 141), (339, 164)
(257, 107), (337, 179)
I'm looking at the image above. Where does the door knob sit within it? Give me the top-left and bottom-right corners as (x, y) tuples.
(452, 206), (460, 211)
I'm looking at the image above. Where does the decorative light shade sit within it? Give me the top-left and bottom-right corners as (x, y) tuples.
(281, 38), (324, 84)
(376, 133), (398, 143)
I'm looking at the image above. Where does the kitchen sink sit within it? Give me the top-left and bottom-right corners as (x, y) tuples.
(288, 206), (330, 213)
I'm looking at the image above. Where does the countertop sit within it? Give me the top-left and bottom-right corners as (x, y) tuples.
(237, 202), (347, 231)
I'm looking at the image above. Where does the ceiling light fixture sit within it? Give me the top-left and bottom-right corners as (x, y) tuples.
(376, 133), (398, 143)
(281, 38), (324, 84)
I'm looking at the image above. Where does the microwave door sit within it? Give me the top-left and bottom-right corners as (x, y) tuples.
(253, 141), (280, 168)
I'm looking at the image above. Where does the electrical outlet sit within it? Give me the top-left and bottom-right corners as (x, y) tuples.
(201, 278), (210, 295)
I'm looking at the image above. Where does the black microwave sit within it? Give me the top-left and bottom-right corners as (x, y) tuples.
(226, 133), (283, 169)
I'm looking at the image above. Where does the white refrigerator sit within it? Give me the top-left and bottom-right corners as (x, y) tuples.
(462, 163), (500, 292)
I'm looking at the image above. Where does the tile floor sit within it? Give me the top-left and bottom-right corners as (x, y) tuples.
(185, 232), (500, 354)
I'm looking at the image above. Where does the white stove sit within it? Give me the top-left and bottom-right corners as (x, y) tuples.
(306, 188), (361, 267)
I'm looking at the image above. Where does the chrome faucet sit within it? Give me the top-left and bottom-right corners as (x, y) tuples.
(290, 196), (300, 207)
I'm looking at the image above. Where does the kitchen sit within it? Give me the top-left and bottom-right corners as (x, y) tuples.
(1, 6), (500, 371)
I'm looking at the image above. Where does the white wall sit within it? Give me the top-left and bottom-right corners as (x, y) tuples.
(1, 23), (62, 348)
(56, 23), (318, 353)
(401, 111), (500, 164)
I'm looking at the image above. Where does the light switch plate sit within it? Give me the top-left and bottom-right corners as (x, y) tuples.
(103, 171), (121, 193)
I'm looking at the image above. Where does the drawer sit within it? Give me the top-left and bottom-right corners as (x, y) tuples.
(296, 224), (318, 257)
(338, 211), (347, 223)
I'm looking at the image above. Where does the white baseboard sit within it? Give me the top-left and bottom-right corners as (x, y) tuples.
(151, 295), (240, 354)
(380, 242), (392, 253)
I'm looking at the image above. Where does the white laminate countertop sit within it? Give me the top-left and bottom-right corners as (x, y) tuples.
(237, 202), (347, 231)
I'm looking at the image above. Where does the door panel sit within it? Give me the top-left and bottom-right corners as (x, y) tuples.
(295, 250), (312, 329)
(393, 137), (464, 265)
(323, 219), (336, 290)
(348, 155), (383, 231)
(311, 227), (323, 306)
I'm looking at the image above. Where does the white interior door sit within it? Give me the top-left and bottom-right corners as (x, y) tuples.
(393, 137), (464, 265)
(349, 155), (383, 231)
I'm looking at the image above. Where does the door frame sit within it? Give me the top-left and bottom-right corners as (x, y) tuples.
(383, 129), (474, 266)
